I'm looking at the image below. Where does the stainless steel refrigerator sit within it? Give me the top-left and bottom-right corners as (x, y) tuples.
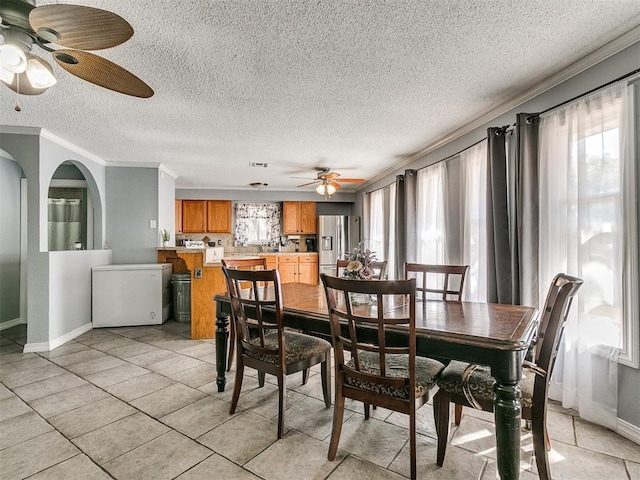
(318, 215), (361, 278)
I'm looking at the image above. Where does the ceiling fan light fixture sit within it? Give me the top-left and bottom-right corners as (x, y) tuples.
(0, 65), (13, 85)
(0, 43), (27, 73)
(25, 54), (56, 89)
(316, 183), (336, 196)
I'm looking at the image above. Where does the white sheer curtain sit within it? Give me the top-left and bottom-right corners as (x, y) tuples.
(539, 82), (635, 428)
(367, 188), (385, 257)
(459, 140), (488, 302)
(365, 184), (397, 279)
(48, 198), (82, 251)
(416, 163), (447, 265)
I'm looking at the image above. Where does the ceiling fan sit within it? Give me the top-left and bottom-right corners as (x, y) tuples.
(296, 167), (365, 199)
(0, 0), (153, 98)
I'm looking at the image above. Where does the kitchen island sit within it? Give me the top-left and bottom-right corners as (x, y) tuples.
(157, 248), (317, 339)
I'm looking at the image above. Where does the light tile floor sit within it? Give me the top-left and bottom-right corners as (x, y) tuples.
(1, 322), (639, 479)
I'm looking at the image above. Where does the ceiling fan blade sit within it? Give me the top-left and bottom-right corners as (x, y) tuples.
(52, 50), (154, 98)
(323, 172), (340, 180)
(330, 181), (342, 189)
(297, 180), (321, 187)
(29, 5), (133, 50)
(336, 178), (365, 183)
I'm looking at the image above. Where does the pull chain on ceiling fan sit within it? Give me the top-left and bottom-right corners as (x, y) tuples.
(0, 0), (153, 98)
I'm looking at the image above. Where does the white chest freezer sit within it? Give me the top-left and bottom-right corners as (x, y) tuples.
(92, 263), (172, 327)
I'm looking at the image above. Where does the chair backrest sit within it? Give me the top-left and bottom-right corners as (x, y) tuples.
(534, 273), (583, 379)
(222, 267), (285, 362)
(404, 263), (469, 301)
(221, 257), (267, 270)
(336, 259), (388, 280)
(321, 273), (417, 400)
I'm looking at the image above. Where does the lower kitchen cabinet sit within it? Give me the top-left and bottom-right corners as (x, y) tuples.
(277, 254), (318, 285)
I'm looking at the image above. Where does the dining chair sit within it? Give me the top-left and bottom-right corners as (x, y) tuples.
(404, 263), (469, 301)
(433, 273), (583, 480)
(336, 259), (388, 280)
(223, 267), (332, 439)
(221, 258), (268, 372)
(321, 274), (445, 480)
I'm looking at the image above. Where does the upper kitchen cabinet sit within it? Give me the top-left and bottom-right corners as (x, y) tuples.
(175, 200), (183, 234)
(206, 200), (232, 233)
(180, 200), (232, 234)
(282, 201), (316, 234)
(181, 200), (207, 233)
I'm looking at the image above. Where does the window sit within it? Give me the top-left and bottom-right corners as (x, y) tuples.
(234, 203), (281, 246)
(539, 82), (637, 367)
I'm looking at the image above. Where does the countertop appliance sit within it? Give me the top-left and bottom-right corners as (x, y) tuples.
(305, 238), (316, 252)
(92, 263), (171, 327)
(318, 215), (361, 278)
(184, 240), (206, 249)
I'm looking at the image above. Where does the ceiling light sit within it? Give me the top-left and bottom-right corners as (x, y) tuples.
(0, 52), (57, 95)
(25, 54), (56, 89)
(316, 183), (336, 197)
(0, 43), (27, 73)
(250, 182), (268, 190)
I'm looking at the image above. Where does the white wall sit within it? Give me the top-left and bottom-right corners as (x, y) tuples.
(48, 250), (111, 345)
(0, 155), (23, 327)
(158, 168), (176, 246)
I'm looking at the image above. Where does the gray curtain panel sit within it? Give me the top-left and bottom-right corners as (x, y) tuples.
(404, 170), (418, 265)
(515, 113), (540, 307)
(486, 127), (513, 304)
(394, 174), (406, 280)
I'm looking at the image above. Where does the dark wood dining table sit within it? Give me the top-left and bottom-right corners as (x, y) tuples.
(214, 282), (538, 480)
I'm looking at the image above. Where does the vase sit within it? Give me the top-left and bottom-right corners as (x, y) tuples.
(162, 241), (169, 247)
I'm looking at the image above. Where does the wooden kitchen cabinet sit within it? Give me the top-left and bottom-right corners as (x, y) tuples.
(175, 200), (183, 234)
(182, 200), (207, 233)
(277, 254), (318, 285)
(282, 201), (317, 234)
(262, 254), (277, 270)
(181, 200), (231, 234)
(298, 255), (319, 284)
(206, 200), (232, 233)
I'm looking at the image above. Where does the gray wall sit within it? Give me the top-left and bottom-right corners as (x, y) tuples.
(353, 42), (640, 428)
(177, 188), (355, 203)
(0, 156), (23, 325)
(106, 167), (159, 264)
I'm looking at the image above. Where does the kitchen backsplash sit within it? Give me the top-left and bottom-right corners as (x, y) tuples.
(175, 233), (316, 253)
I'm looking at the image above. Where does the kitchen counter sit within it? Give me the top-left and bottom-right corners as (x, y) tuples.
(157, 249), (319, 340)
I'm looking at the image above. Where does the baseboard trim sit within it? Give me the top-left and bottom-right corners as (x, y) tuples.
(22, 341), (50, 353)
(0, 318), (26, 331)
(617, 418), (640, 445)
(23, 323), (93, 352)
(50, 323), (93, 350)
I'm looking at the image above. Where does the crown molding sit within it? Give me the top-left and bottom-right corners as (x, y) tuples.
(361, 26), (640, 190)
(40, 129), (107, 166)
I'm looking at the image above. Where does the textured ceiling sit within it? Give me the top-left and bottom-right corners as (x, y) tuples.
(2, 0), (640, 192)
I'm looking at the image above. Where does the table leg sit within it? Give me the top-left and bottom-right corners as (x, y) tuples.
(215, 307), (229, 392)
(493, 380), (522, 480)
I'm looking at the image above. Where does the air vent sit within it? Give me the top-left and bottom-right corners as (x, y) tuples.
(249, 162), (268, 168)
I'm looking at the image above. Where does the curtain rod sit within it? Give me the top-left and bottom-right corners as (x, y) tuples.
(365, 180), (397, 196)
(539, 67), (640, 115)
(415, 136), (487, 173)
(365, 135), (488, 195)
(366, 69), (639, 196)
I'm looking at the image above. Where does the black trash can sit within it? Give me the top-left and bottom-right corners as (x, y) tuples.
(171, 273), (192, 323)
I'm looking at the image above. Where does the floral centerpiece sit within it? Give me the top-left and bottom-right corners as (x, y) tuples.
(342, 242), (377, 280)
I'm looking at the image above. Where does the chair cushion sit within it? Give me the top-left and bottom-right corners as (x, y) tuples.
(344, 351), (444, 399)
(245, 331), (331, 365)
(436, 360), (535, 408)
